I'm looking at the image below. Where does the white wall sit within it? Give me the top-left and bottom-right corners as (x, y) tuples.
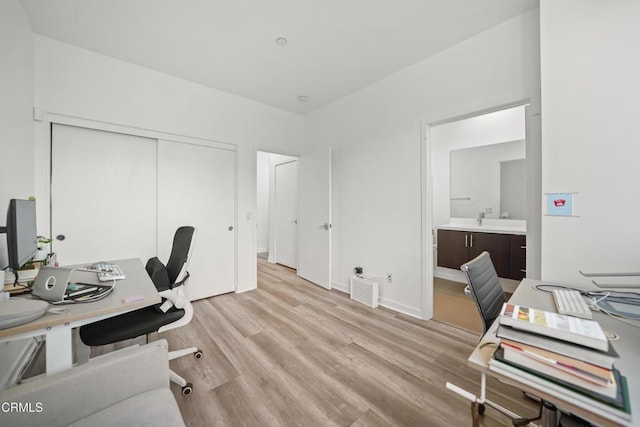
(540, 1), (640, 284)
(501, 158), (527, 220)
(0, 0), (35, 391)
(33, 36), (304, 292)
(304, 10), (540, 317)
(0, 0), (34, 266)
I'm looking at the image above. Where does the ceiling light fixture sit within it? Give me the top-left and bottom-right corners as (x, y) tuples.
(275, 37), (288, 47)
(297, 96), (309, 103)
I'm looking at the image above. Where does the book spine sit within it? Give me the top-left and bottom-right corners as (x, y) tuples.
(489, 360), (630, 422)
(500, 314), (606, 351)
(503, 347), (613, 390)
(496, 326), (615, 369)
(501, 340), (612, 383)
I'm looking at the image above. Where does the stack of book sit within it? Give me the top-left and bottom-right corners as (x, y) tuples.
(489, 303), (631, 424)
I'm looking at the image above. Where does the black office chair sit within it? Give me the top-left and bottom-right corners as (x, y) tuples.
(458, 251), (543, 427)
(461, 251), (506, 336)
(79, 226), (202, 395)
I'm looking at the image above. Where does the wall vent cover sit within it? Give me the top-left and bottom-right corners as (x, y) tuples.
(349, 276), (379, 308)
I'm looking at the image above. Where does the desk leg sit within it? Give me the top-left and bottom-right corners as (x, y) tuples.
(541, 400), (558, 427)
(45, 326), (73, 375)
(74, 328), (90, 364)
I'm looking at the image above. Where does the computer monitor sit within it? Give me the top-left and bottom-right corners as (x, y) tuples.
(0, 199), (38, 273)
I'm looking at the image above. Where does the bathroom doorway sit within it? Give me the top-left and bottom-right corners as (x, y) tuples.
(421, 102), (541, 330)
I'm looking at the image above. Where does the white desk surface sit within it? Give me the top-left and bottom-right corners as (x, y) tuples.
(469, 278), (640, 426)
(0, 258), (159, 339)
(0, 258), (160, 374)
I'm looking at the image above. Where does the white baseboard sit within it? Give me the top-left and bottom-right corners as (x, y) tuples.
(331, 280), (422, 319)
(267, 257), (276, 264)
(257, 248), (268, 254)
(235, 286), (255, 294)
(331, 280), (349, 294)
(434, 267), (466, 284)
(378, 297), (422, 319)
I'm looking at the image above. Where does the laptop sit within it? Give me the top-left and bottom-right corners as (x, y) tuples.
(31, 267), (75, 302)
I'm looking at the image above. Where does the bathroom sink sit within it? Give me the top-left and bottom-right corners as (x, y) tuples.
(437, 222), (526, 234)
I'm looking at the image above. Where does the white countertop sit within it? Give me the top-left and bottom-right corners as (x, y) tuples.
(437, 219), (526, 235)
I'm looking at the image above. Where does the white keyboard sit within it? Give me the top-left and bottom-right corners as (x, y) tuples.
(552, 288), (592, 319)
(91, 262), (126, 282)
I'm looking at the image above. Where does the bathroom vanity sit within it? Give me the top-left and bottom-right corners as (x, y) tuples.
(436, 222), (526, 280)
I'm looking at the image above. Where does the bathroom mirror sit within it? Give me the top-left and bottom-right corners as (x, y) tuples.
(450, 140), (526, 220)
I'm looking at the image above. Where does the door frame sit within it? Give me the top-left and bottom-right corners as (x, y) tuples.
(420, 99), (539, 320)
(254, 151), (299, 267)
(274, 159), (298, 269)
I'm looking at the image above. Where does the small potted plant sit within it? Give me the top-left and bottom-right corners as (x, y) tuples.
(34, 236), (53, 261)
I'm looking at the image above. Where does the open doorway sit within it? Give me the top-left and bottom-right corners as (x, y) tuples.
(256, 151), (298, 270)
(422, 103), (541, 332)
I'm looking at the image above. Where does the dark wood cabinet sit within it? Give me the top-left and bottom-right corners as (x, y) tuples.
(436, 230), (470, 272)
(509, 234), (527, 280)
(437, 229), (524, 280)
(469, 232), (510, 277)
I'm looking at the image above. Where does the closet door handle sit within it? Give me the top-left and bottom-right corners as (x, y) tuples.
(464, 234), (468, 248)
(470, 234), (473, 248)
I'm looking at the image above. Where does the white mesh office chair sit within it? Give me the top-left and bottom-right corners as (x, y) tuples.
(79, 226), (202, 395)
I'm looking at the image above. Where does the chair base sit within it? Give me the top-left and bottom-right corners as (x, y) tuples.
(169, 346), (203, 395)
(169, 346), (199, 361)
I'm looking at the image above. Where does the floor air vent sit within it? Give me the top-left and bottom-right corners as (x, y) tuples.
(350, 276), (379, 308)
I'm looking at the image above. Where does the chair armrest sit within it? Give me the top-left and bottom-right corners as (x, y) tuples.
(158, 289), (188, 309)
(157, 289), (194, 333)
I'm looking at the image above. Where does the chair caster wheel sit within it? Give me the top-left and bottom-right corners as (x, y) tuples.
(194, 349), (203, 359)
(182, 383), (193, 395)
(478, 403), (485, 415)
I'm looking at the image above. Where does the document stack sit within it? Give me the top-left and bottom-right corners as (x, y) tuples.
(489, 303), (631, 424)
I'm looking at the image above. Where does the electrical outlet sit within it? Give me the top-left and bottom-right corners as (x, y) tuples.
(387, 273), (392, 282)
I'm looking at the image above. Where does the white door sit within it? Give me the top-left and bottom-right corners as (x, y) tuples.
(297, 148), (331, 289)
(157, 140), (236, 300)
(275, 161), (298, 269)
(51, 124), (157, 265)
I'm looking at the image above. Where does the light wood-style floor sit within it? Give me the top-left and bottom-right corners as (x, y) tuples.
(155, 258), (537, 426)
(433, 277), (484, 335)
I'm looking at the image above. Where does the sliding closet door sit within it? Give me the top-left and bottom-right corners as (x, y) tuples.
(51, 124), (157, 265)
(157, 140), (236, 300)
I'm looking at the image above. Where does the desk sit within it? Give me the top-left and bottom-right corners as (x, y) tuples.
(469, 278), (639, 426)
(0, 258), (160, 375)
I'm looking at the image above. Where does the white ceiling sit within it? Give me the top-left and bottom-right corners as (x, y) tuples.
(20, 0), (538, 115)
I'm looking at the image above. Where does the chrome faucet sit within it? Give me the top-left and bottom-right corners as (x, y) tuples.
(477, 212), (485, 226)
